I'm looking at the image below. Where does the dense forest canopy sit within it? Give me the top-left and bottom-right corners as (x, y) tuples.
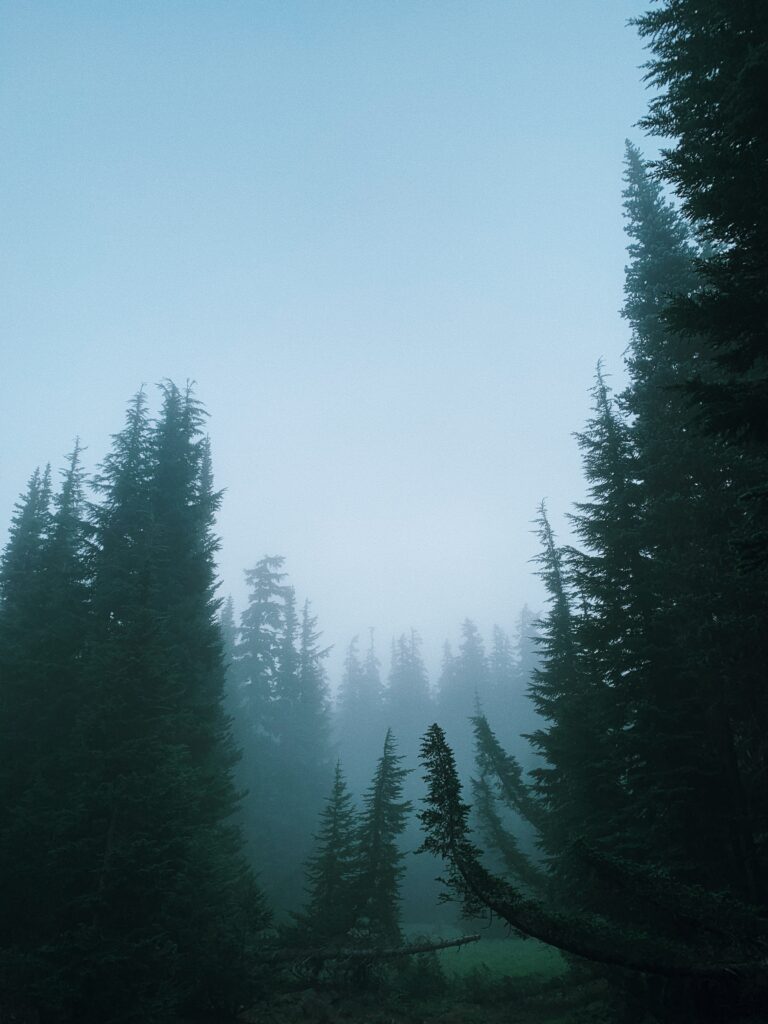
(1, 2), (767, 1023)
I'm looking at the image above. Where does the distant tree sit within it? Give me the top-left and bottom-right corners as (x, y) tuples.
(487, 625), (515, 716)
(232, 559), (332, 910)
(237, 555), (290, 744)
(361, 629), (384, 710)
(270, 598), (333, 905)
(487, 612), (541, 763)
(337, 635), (365, 724)
(335, 631), (385, 793)
(384, 630), (432, 753)
(230, 555), (289, 882)
(436, 619), (489, 778)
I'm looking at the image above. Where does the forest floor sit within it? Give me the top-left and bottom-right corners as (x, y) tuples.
(239, 935), (612, 1024)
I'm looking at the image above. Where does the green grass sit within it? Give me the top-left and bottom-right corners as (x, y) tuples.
(436, 935), (565, 981)
(402, 923), (566, 982)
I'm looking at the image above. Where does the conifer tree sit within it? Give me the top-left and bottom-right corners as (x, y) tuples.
(335, 631), (385, 794)
(232, 560), (332, 910)
(617, 144), (768, 897)
(0, 456), (91, 1001)
(292, 762), (359, 944)
(635, 1), (768, 452)
(270, 598), (333, 906)
(231, 555), (289, 878)
(353, 729), (411, 945)
(487, 615), (540, 762)
(0, 465), (54, 820)
(384, 630), (432, 754)
(74, 384), (267, 1020)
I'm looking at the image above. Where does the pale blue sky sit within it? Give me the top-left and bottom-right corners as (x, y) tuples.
(1, 1), (652, 680)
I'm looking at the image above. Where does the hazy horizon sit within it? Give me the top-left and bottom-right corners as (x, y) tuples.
(1, 1), (652, 683)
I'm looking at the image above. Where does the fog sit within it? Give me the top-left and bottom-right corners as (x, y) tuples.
(0, 1), (649, 680)
(4, 4), (767, 1023)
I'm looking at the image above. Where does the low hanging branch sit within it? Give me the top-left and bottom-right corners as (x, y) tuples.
(419, 723), (768, 984)
(265, 932), (481, 966)
(471, 714), (548, 834)
(568, 838), (768, 946)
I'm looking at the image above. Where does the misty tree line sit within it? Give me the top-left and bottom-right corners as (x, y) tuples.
(0, 386), (535, 1020)
(1, 2), (767, 1023)
(220, 553), (539, 918)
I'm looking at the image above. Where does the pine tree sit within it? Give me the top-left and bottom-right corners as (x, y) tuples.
(73, 384), (268, 1020)
(635, 1), (768, 450)
(617, 145), (768, 898)
(0, 465), (54, 821)
(470, 715), (545, 892)
(232, 559), (332, 911)
(292, 762), (359, 944)
(270, 598), (333, 908)
(384, 630), (432, 754)
(231, 555), (289, 880)
(335, 631), (385, 794)
(353, 729), (411, 945)
(0, 455), (91, 1002)
(487, 614), (540, 764)
(419, 724), (768, 992)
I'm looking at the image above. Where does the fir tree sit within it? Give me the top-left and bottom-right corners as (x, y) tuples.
(335, 631), (385, 794)
(75, 384), (268, 1020)
(436, 620), (489, 776)
(384, 630), (432, 754)
(232, 560), (332, 911)
(292, 762), (359, 944)
(0, 456), (91, 1003)
(618, 144), (768, 898)
(635, 0), (768, 451)
(353, 729), (411, 945)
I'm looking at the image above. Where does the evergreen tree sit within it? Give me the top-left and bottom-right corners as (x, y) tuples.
(237, 555), (289, 745)
(270, 598), (333, 907)
(75, 384), (268, 1020)
(525, 505), (582, 855)
(565, 368), (644, 863)
(487, 613), (541, 764)
(617, 145), (768, 898)
(0, 455), (92, 1003)
(232, 559), (332, 911)
(335, 631), (385, 794)
(635, 1), (768, 451)
(353, 729), (411, 945)
(231, 555), (289, 882)
(470, 714), (545, 892)
(292, 762), (359, 944)
(0, 465), (54, 821)
(384, 630), (432, 754)
(435, 619), (489, 781)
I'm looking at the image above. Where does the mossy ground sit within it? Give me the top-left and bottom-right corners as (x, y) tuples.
(239, 932), (612, 1024)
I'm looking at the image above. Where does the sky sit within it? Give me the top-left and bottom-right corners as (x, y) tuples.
(0, 0), (653, 683)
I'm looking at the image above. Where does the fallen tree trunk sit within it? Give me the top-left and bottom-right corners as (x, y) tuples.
(419, 723), (768, 984)
(266, 932), (481, 965)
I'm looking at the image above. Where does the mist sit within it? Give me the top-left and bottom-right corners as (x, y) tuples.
(2, 2), (766, 1023)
